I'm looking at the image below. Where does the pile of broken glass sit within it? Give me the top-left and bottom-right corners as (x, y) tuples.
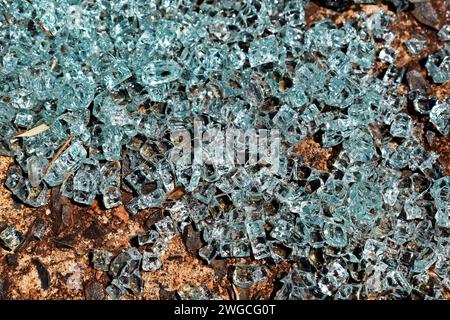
(0, 0), (449, 300)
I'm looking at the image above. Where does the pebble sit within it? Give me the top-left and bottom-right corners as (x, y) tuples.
(84, 280), (105, 300)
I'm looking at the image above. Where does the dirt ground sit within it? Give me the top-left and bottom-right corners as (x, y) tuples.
(0, 1), (449, 300)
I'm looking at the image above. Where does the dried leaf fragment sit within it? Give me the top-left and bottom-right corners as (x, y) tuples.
(15, 124), (49, 138)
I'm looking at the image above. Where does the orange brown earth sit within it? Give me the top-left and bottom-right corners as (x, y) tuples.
(0, 1), (449, 300)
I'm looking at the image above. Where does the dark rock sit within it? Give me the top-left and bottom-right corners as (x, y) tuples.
(0, 277), (9, 300)
(84, 280), (105, 300)
(5, 254), (18, 268)
(226, 285), (236, 300)
(211, 259), (228, 279)
(54, 234), (76, 250)
(32, 258), (50, 290)
(159, 286), (177, 300)
(83, 222), (104, 240)
(165, 186), (186, 201)
(406, 68), (431, 94)
(141, 181), (157, 195)
(181, 224), (203, 255)
(385, 0), (412, 12)
(50, 187), (73, 235)
(167, 255), (183, 261)
(234, 286), (251, 300)
(145, 209), (165, 228)
(61, 206), (74, 228)
(412, 2), (440, 29)
(315, 0), (353, 12)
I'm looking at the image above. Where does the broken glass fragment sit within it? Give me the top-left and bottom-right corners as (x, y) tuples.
(437, 25), (450, 41)
(141, 251), (162, 272)
(232, 264), (268, 289)
(390, 113), (413, 138)
(106, 279), (128, 300)
(249, 36), (280, 67)
(429, 100), (450, 135)
(45, 140), (87, 187)
(92, 249), (113, 272)
(0, 226), (24, 251)
(177, 284), (218, 300)
(405, 36), (426, 56)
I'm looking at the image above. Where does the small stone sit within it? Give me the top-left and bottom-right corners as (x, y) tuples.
(32, 259), (50, 290)
(84, 281), (105, 300)
(425, 46), (450, 84)
(145, 209), (165, 228)
(5, 254), (18, 268)
(177, 284), (217, 300)
(248, 36), (280, 68)
(390, 114), (413, 138)
(109, 248), (142, 277)
(430, 100), (450, 135)
(412, 2), (440, 30)
(406, 69), (430, 94)
(141, 251), (162, 272)
(159, 286), (177, 300)
(182, 224), (203, 255)
(385, 0), (411, 12)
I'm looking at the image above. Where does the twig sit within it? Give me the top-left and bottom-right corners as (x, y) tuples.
(44, 134), (74, 175)
(2, 11), (12, 25)
(51, 59), (58, 71)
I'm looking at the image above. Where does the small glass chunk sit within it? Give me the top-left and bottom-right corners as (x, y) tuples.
(92, 249), (114, 272)
(405, 36), (426, 56)
(0, 226), (24, 251)
(232, 264), (268, 289)
(437, 25), (450, 41)
(106, 279), (128, 300)
(45, 140), (87, 187)
(249, 36), (280, 67)
(141, 251), (162, 272)
(390, 113), (413, 138)
(177, 284), (218, 300)
(429, 100), (450, 135)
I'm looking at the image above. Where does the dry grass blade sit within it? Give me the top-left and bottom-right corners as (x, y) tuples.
(36, 21), (54, 37)
(44, 134), (74, 175)
(15, 124), (49, 138)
